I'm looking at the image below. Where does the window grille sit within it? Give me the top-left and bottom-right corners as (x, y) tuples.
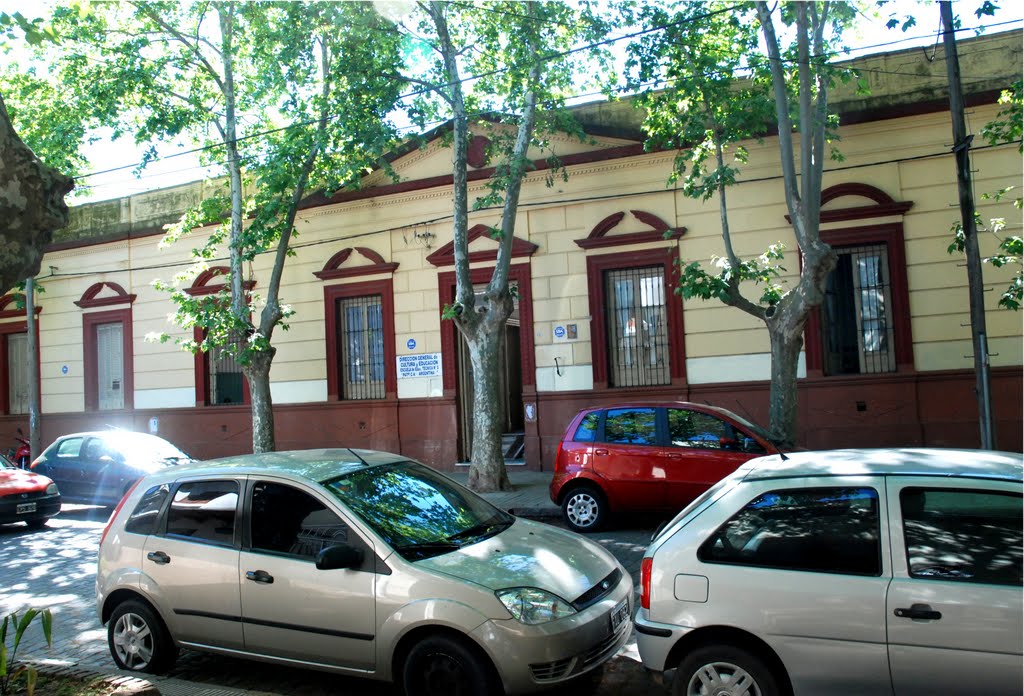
(823, 244), (896, 375)
(6, 332), (28, 414)
(96, 322), (124, 410)
(605, 267), (670, 387)
(338, 295), (385, 400)
(209, 336), (245, 405)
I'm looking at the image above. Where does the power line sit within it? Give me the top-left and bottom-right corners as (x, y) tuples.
(61, 6), (1019, 186)
(44, 138), (1019, 280)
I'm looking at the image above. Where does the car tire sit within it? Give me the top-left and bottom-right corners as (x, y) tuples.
(561, 484), (607, 533)
(402, 634), (498, 696)
(24, 518), (48, 530)
(107, 599), (178, 674)
(674, 644), (781, 696)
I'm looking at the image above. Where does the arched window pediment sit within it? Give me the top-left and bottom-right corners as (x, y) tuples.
(575, 210), (685, 250)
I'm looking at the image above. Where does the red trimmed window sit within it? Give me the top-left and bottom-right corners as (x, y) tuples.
(316, 248), (398, 401)
(804, 184), (914, 377)
(0, 295), (37, 415)
(183, 267), (253, 407)
(577, 211), (686, 390)
(77, 284), (136, 412)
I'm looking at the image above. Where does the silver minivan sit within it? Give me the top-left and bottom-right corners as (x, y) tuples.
(634, 448), (1023, 696)
(96, 449), (632, 695)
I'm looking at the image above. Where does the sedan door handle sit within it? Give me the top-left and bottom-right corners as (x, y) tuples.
(245, 570), (274, 585)
(594, 448), (608, 456)
(146, 551), (170, 565)
(894, 603), (942, 621)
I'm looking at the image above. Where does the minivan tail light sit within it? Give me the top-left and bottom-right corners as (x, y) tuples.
(100, 479), (141, 547)
(640, 557), (652, 610)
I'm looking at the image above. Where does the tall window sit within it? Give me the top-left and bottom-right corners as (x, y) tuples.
(208, 337), (246, 405)
(96, 321), (125, 410)
(5, 332), (28, 414)
(605, 267), (670, 387)
(77, 285), (136, 412)
(822, 244), (896, 375)
(338, 295), (385, 400)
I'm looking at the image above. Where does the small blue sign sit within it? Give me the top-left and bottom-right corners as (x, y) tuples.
(406, 338), (417, 350)
(61, 365), (68, 375)
(554, 326), (566, 339)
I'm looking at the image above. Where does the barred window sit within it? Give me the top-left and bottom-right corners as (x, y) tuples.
(605, 267), (670, 387)
(822, 244), (896, 375)
(338, 295), (385, 400)
(209, 336), (245, 405)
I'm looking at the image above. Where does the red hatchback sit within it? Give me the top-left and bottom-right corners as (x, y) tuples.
(0, 454), (62, 529)
(549, 402), (776, 532)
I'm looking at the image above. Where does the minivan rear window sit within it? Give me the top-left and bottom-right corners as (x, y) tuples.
(573, 412), (600, 442)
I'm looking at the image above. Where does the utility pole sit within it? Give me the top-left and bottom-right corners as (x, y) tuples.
(940, 1), (995, 449)
(26, 276), (41, 461)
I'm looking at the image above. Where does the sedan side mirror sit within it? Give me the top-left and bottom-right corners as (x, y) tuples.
(316, 544), (364, 571)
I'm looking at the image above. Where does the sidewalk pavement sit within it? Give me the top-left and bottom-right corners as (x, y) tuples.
(446, 467), (561, 520)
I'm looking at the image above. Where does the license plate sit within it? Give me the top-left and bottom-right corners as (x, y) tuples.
(609, 597), (629, 632)
(16, 502), (36, 515)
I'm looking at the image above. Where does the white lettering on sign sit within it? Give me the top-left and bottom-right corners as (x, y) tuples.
(397, 353), (442, 379)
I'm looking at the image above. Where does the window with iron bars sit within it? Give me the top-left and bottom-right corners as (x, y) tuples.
(338, 295), (385, 400)
(209, 336), (245, 405)
(605, 267), (670, 387)
(822, 243), (896, 375)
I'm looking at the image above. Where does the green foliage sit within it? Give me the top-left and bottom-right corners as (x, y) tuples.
(678, 243), (788, 307)
(43, 2), (406, 373)
(947, 81), (1022, 311)
(0, 608), (53, 696)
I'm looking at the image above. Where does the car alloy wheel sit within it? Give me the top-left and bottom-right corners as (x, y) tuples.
(403, 635), (495, 696)
(562, 486), (606, 532)
(107, 600), (177, 674)
(675, 645), (779, 696)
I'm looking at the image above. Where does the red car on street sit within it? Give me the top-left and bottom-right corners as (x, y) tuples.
(0, 454), (61, 529)
(549, 401), (777, 532)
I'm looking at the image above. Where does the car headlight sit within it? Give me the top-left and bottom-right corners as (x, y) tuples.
(46, 483), (59, 496)
(496, 587), (576, 625)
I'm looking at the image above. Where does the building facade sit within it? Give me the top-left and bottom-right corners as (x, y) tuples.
(1, 31), (1021, 468)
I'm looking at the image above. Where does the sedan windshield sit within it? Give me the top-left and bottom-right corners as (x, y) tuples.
(324, 463), (513, 561)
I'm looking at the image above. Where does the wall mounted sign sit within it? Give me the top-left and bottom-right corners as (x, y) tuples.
(406, 338), (417, 350)
(397, 353), (441, 379)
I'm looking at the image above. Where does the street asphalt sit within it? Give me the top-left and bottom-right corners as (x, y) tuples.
(1, 468), (668, 696)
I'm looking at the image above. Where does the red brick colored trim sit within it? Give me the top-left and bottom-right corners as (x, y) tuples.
(0, 294), (42, 320)
(803, 184), (914, 375)
(314, 247), (400, 280)
(192, 325), (251, 407)
(575, 210), (686, 250)
(586, 248), (685, 389)
(437, 264), (536, 393)
(82, 308), (133, 412)
(323, 279), (397, 401)
(467, 135), (490, 169)
(74, 282), (137, 308)
(183, 267), (256, 297)
(426, 224), (539, 267)
(0, 319), (40, 416)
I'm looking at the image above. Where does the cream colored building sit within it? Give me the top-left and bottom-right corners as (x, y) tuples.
(1, 30), (1020, 468)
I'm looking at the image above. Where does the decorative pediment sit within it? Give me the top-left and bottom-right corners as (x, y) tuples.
(575, 210), (685, 250)
(787, 183), (913, 224)
(426, 224), (538, 267)
(0, 294), (42, 319)
(314, 247), (398, 281)
(183, 267), (256, 297)
(74, 281), (137, 308)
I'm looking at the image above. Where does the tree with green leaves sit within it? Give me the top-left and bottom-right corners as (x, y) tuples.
(0, 12), (74, 297)
(1, 57), (94, 460)
(396, 1), (612, 491)
(48, 1), (404, 452)
(626, 0), (861, 448)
